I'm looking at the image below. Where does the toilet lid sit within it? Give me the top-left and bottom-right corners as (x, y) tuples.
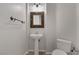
(52, 49), (67, 55)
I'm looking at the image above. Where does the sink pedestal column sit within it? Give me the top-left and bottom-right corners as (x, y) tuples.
(30, 34), (43, 55)
(34, 38), (39, 55)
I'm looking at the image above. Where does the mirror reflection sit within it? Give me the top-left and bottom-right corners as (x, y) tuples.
(33, 15), (41, 25)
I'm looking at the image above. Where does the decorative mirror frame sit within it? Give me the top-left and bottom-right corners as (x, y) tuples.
(30, 12), (44, 28)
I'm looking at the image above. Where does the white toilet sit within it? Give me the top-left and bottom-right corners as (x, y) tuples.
(52, 39), (72, 55)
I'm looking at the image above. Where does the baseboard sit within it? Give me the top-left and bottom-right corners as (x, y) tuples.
(24, 50), (46, 55)
(28, 50), (46, 52)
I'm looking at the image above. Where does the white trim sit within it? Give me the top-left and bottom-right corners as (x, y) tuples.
(24, 50), (52, 55)
(28, 50), (46, 52)
(24, 50), (46, 55)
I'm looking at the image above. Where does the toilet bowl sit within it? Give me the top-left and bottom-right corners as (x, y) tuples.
(52, 39), (72, 55)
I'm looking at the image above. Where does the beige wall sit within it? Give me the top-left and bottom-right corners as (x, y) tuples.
(56, 3), (77, 47)
(0, 3), (28, 55)
(46, 3), (56, 52)
(76, 4), (79, 50)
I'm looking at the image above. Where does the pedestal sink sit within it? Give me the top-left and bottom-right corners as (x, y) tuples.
(30, 34), (43, 55)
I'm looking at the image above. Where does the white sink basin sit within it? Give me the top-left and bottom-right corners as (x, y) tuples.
(30, 34), (43, 39)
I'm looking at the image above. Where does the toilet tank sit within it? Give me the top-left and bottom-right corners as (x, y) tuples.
(57, 39), (72, 53)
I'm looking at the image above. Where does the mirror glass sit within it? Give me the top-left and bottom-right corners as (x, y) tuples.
(33, 15), (41, 25)
(30, 12), (44, 28)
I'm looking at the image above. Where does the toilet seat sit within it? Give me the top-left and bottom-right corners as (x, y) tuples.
(52, 49), (67, 55)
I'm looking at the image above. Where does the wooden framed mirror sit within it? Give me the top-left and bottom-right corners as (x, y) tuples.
(30, 12), (44, 28)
